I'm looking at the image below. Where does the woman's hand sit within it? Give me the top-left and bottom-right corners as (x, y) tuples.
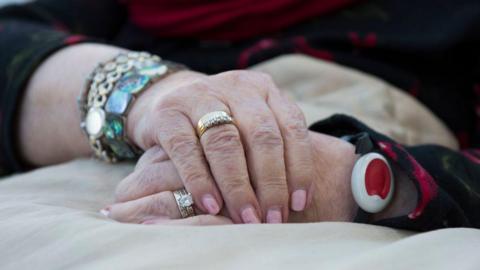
(107, 131), (359, 224)
(107, 130), (417, 224)
(124, 70), (317, 224)
(18, 43), (315, 224)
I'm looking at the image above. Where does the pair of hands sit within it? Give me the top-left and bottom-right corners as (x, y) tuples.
(101, 69), (358, 225)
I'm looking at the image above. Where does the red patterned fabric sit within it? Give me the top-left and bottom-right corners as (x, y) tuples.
(125, 0), (358, 40)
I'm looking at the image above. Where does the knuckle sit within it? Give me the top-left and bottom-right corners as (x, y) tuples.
(164, 134), (200, 157)
(284, 119), (309, 141)
(164, 137), (210, 188)
(257, 176), (288, 190)
(287, 163), (315, 189)
(203, 127), (242, 154)
(252, 72), (277, 94)
(250, 123), (283, 148)
(222, 176), (249, 198)
(182, 168), (209, 187)
(258, 180), (289, 204)
(288, 103), (307, 124)
(283, 105), (308, 141)
(291, 164), (315, 183)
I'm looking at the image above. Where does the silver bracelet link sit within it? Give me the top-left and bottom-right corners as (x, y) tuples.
(78, 51), (186, 162)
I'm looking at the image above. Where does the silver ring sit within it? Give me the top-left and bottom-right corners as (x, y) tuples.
(173, 188), (195, 218)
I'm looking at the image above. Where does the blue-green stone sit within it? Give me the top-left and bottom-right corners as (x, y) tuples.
(103, 114), (124, 140)
(115, 74), (150, 94)
(105, 90), (131, 114)
(106, 138), (136, 159)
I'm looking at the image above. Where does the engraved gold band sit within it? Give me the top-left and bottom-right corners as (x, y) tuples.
(197, 111), (234, 137)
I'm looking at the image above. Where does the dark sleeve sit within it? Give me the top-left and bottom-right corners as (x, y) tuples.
(310, 114), (480, 231)
(0, 0), (127, 175)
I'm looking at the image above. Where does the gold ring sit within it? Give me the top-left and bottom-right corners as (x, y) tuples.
(197, 111), (234, 137)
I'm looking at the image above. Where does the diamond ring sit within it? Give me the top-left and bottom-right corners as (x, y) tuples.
(173, 188), (195, 218)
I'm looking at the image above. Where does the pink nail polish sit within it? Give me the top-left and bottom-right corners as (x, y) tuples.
(99, 207), (110, 217)
(202, 194), (220, 214)
(241, 206), (260, 224)
(266, 208), (282, 223)
(291, 190), (307, 211)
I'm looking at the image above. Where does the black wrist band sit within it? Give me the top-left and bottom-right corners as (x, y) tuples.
(342, 132), (375, 224)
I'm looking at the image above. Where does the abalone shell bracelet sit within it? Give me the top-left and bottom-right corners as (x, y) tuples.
(78, 51), (186, 162)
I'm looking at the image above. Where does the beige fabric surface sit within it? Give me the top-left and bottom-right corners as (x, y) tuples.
(253, 54), (458, 149)
(1, 160), (479, 270)
(0, 55), (477, 270)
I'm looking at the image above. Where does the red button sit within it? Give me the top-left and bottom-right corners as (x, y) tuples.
(365, 158), (391, 199)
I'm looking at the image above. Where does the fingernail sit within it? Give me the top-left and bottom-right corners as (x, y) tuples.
(202, 194), (220, 214)
(99, 207), (110, 217)
(266, 208), (282, 224)
(291, 189), (307, 211)
(241, 206), (261, 224)
(142, 216), (170, 225)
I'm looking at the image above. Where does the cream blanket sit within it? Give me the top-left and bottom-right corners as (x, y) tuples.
(1, 55), (478, 270)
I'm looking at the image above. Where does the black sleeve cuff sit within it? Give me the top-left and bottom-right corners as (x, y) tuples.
(0, 20), (93, 173)
(309, 114), (472, 231)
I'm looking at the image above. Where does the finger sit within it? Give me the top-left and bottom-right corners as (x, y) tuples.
(153, 102), (223, 216)
(267, 91), (315, 211)
(143, 215), (233, 226)
(115, 160), (183, 203)
(134, 145), (169, 171)
(188, 92), (261, 224)
(107, 191), (198, 223)
(228, 97), (289, 223)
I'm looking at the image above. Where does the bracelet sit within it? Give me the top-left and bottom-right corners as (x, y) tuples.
(342, 133), (394, 223)
(78, 51), (186, 162)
